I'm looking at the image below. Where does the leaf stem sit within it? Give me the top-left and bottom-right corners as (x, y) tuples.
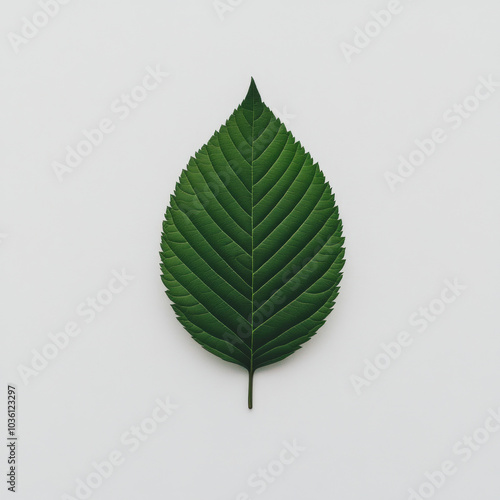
(248, 369), (254, 409)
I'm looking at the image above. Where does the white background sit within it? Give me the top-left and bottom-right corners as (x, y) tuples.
(1, 1), (500, 499)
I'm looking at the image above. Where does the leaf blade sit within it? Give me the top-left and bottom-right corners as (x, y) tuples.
(160, 79), (345, 407)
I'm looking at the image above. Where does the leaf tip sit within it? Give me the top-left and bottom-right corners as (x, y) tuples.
(243, 77), (262, 106)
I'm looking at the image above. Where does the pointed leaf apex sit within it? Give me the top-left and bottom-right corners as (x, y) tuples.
(243, 77), (262, 106)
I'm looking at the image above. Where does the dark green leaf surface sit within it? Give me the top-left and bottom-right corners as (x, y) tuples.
(160, 79), (345, 408)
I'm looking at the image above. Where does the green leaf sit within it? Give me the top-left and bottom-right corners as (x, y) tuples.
(160, 79), (345, 408)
